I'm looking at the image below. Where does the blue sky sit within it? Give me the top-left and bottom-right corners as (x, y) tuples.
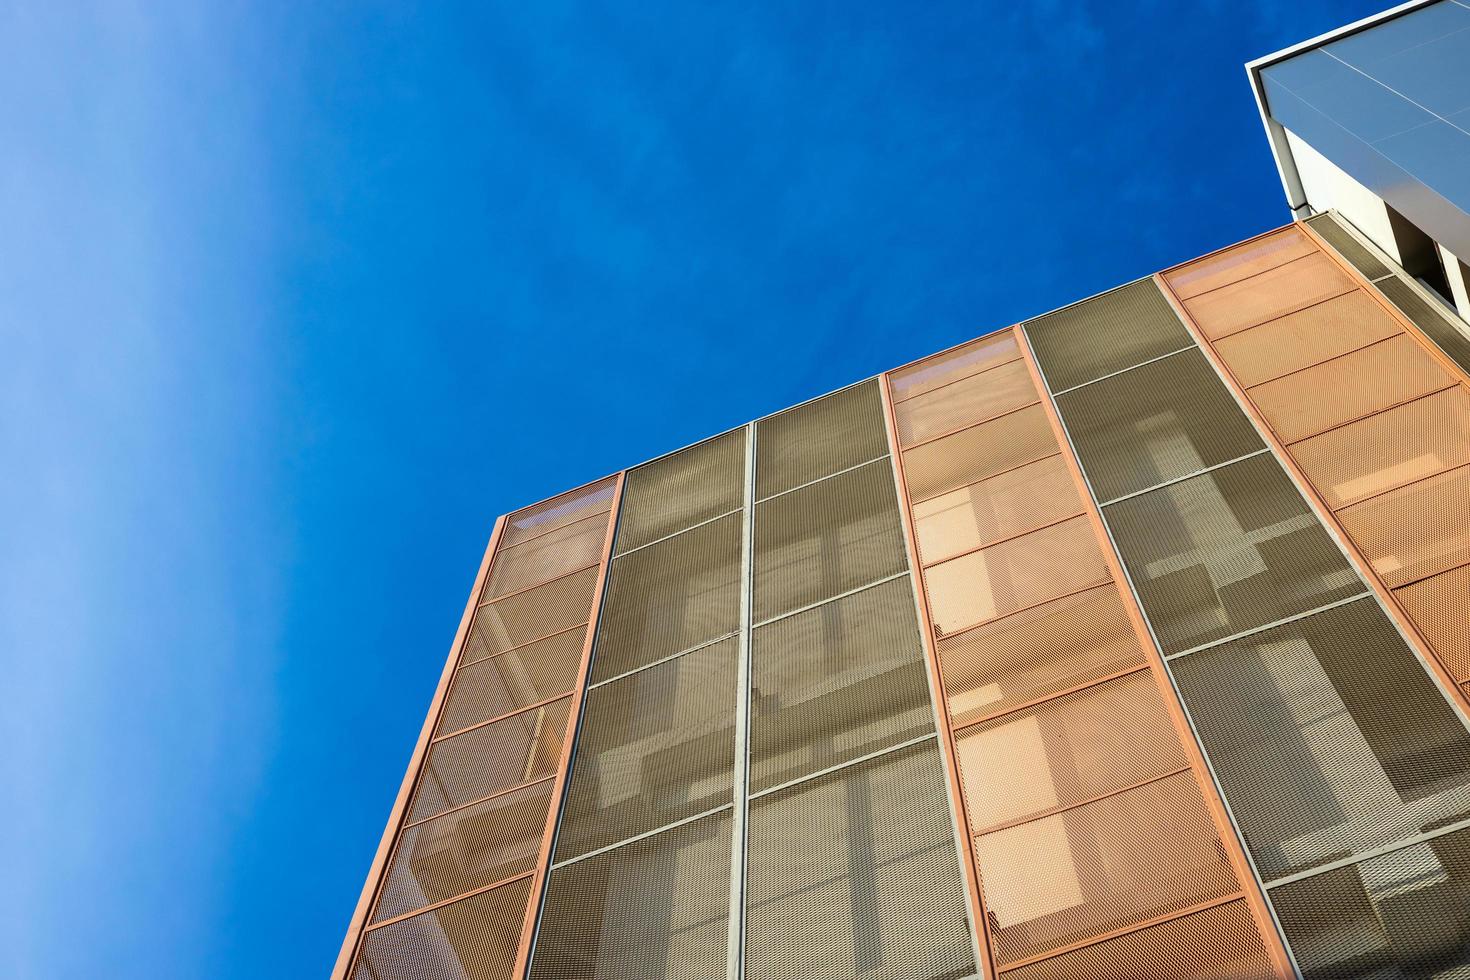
(1, 2), (1386, 976)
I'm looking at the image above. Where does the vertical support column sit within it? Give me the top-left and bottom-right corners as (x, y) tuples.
(1015, 329), (1298, 980)
(726, 422), (757, 980)
(513, 473), (627, 977)
(877, 371), (994, 980)
(331, 518), (506, 980)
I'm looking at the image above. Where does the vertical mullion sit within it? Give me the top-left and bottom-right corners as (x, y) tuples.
(727, 422), (756, 980)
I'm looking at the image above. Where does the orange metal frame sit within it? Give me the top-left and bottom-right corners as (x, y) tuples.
(1155, 225), (1470, 721)
(331, 515), (508, 980)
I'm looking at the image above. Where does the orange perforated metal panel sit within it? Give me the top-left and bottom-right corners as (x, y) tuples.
(895, 358), (1039, 447)
(354, 877), (534, 980)
(911, 454), (1080, 567)
(974, 772), (1241, 968)
(901, 403), (1058, 503)
(435, 629), (585, 737)
(1181, 251), (1353, 341)
(1212, 291), (1399, 388)
(1167, 227), (1318, 300)
(1339, 464), (1470, 588)
(1397, 564), (1470, 682)
(500, 478), (617, 548)
(484, 513), (606, 599)
(462, 566), (600, 666)
(1248, 335), (1452, 443)
(890, 331), (1021, 403)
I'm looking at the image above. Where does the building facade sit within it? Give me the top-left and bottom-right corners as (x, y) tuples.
(338, 6), (1470, 979)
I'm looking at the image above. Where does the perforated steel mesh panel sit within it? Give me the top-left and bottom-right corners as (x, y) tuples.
(998, 899), (1276, 980)
(462, 568), (599, 667)
(1375, 274), (1470, 376)
(1270, 826), (1470, 979)
(1105, 454), (1363, 654)
(501, 479), (617, 549)
(1056, 349), (1266, 503)
(530, 812), (731, 980)
(750, 577), (933, 793)
(1213, 291), (1400, 388)
(924, 516), (1111, 637)
(1181, 253), (1353, 342)
(745, 740), (976, 980)
(484, 514), (606, 599)
(614, 429), (745, 555)
(753, 458), (906, 623)
(890, 331), (1021, 403)
(1305, 212), (1390, 281)
(938, 584), (1146, 727)
(975, 771), (1240, 967)
(1339, 463), (1470, 588)
(409, 698), (571, 824)
(355, 877), (533, 980)
(1023, 280), (1193, 392)
(912, 455), (1081, 567)
(756, 379), (889, 499)
(895, 359), (1038, 447)
(591, 512), (740, 682)
(956, 671), (1186, 833)
(1168, 228), (1318, 300)
(436, 630), (584, 737)
(1398, 564), (1470, 682)
(1291, 387), (1470, 510)
(1170, 599), (1470, 882)
(902, 404), (1058, 504)
(374, 779), (553, 923)
(1249, 335), (1451, 443)
(556, 637), (736, 860)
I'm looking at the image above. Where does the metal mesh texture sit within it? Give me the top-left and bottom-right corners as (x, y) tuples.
(355, 876), (534, 980)
(975, 771), (1240, 967)
(923, 515), (1111, 637)
(1055, 349), (1266, 503)
(911, 454), (1080, 567)
(756, 379), (889, 499)
(1269, 825), (1470, 979)
(1180, 252), (1353, 342)
(591, 512), (740, 682)
(1213, 291), (1400, 388)
(750, 577), (934, 793)
(895, 359), (1038, 448)
(1375, 274), (1470, 377)
(753, 458), (906, 624)
(501, 478), (617, 550)
(889, 331), (1021, 403)
(998, 899), (1276, 980)
(529, 811), (731, 980)
(462, 568), (598, 667)
(484, 513), (607, 600)
(1167, 228), (1319, 300)
(374, 779), (553, 923)
(1248, 335), (1452, 444)
(1304, 212), (1390, 281)
(744, 739), (977, 980)
(955, 670), (1187, 833)
(555, 637), (736, 861)
(436, 629), (584, 737)
(1290, 386), (1470, 510)
(614, 429), (745, 555)
(1169, 598), (1470, 882)
(1104, 454), (1363, 654)
(1023, 280), (1193, 392)
(1398, 564), (1470, 682)
(902, 404), (1058, 504)
(1339, 462), (1470, 589)
(409, 698), (571, 824)
(938, 583), (1147, 727)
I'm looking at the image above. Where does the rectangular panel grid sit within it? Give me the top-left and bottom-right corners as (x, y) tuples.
(355, 877), (535, 980)
(1339, 463), (1470, 588)
(1303, 212), (1389, 281)
(500, 479), (616, 548)
(1179, 252), (1353, 342)
(895, 358), (1039, 448)
(890, 331), (1021, 403)
(484, 514), (606, 599)
(1022, 279), (1194, 392)
(756, 379), (889, 499)
(1397, 564), (1470, 682)
(614, 429), (745, 555)
(435, 629), (584, 737)
(901, 403), (1058, 504)
(462, 567), (600, 667)
(911, 454), (1080, 567)
(1167, 227), (1318, 300)
(1213, 291), (1399, 388)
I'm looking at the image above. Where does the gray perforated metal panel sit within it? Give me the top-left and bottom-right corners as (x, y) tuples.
(750, 577), (934, 793)
(1024, 280), (1193, 392)
(744, 740), (976, 980)
(1104, 454), (1364, 654)
(530, 812), (732, 980)
(1373, 274), (1470, 380)
(1170, 599), (1470, 881)
(1305, 212), (1390, 281)
(615, 429), (745, 555)
(556, 638), (737, 860)
(756, 380), (889, 499)
(753, 458), (906, 624)
(1055, 349), (1266, 503)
